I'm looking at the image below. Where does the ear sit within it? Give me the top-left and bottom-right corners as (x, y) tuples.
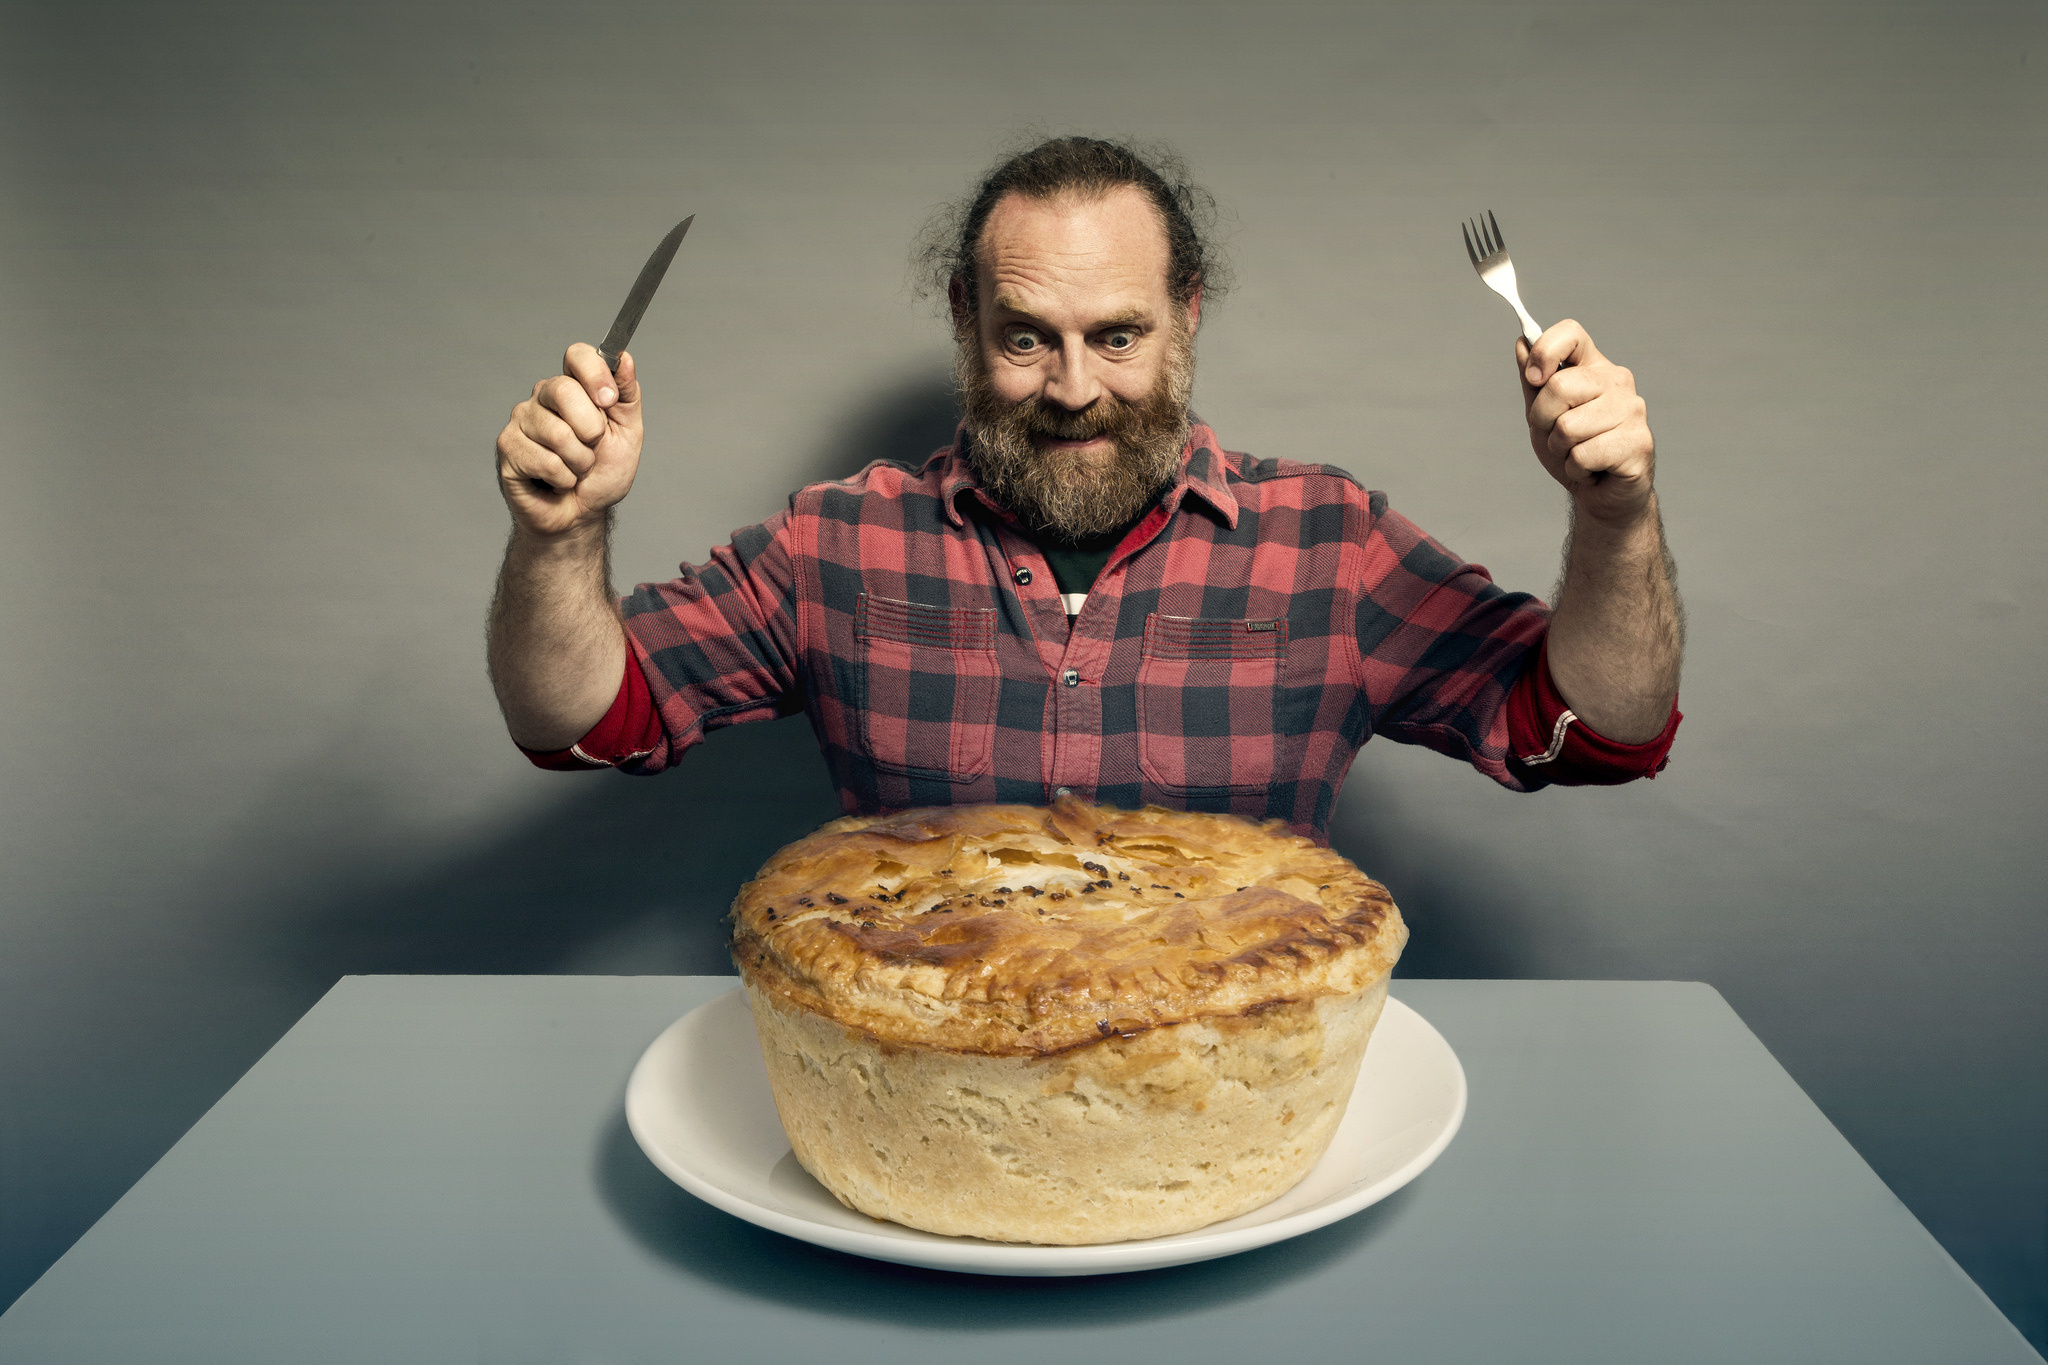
(947, 274), (973, 336)
(1184, 282), (1204, 335)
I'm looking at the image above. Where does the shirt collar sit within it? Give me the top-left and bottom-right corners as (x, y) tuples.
(937, 419), (1239, 532)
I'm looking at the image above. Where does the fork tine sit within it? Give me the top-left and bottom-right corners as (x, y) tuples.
(1486, 209), (1505, 255)
(1462, 221), (1480, 269)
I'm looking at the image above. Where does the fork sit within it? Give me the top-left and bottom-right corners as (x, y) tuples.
(1461, 210), (1543, 345)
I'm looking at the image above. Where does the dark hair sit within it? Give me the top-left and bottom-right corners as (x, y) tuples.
(914, 135), (1228, 325)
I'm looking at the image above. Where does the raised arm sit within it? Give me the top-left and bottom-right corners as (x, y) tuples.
(1516, 320), (1682, 743)
(487, 343), (644, 751)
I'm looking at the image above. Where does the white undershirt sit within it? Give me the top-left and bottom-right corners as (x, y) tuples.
(1061, 591), (1088, 617)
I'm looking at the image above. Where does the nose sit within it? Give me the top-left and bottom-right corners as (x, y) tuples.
(1040, 341), (1103, 412)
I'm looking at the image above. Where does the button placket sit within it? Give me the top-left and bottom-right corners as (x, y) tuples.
(1046, 573), (1114, 795)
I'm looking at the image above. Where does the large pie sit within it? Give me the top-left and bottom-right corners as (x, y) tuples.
(728, 797), (1408, 1244)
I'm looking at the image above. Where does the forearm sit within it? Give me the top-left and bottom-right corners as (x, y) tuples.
(1545, 494), (1683, 743)
(487, 516), (628, 751)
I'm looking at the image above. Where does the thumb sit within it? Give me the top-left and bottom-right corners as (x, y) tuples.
(611, 350), (641, 410)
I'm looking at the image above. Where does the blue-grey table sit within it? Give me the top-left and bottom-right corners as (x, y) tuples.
(1, 977), (2037, 1365)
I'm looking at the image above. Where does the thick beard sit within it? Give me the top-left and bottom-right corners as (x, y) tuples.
(957, 321), (1195, 542)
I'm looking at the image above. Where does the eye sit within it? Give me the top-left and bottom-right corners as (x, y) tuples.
(1003, 326), (1044, 353)
(1102, 328), (1139, 352)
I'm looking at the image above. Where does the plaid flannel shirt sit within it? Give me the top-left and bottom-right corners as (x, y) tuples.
(532, 424), (1679, 843)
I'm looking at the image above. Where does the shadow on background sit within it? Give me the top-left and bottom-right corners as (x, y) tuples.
(822, 370), (967, 478)
(261, 715), (844, 984)
(255, 372), (965, 988)
(592, 1107), (1416, 1327)
(1330, 768), (1540, 981)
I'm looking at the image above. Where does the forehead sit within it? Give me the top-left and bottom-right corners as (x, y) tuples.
(976, 186), (1172, 316)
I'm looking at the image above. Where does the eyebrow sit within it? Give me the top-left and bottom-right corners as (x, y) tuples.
(990, 294), (1150, 330)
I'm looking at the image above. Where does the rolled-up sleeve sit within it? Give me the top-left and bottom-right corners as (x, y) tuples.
(1501, 637), (1681, 786)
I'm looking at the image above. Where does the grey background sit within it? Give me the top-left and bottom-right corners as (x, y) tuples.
(0, 0), (2040, 1348)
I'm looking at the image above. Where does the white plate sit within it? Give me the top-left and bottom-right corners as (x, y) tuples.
(624, 986), (1465, 1276)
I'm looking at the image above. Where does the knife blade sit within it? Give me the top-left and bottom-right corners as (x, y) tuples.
(598, 215), (693, 376)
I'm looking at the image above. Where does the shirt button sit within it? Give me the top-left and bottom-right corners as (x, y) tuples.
(1061, 668), (1080, 687)
(1013, 567), (1032, 586)
(1054, 786), (1073, 797)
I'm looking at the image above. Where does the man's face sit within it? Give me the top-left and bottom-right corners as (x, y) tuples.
(957, 186), (1200, 541)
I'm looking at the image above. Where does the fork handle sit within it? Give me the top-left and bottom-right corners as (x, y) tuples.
(1514, 305), (1543, 347)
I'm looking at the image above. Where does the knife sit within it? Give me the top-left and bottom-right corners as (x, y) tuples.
(598, 215), (693, 377)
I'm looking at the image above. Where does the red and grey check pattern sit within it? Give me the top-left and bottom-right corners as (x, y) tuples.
(542, 424), (1676, 842)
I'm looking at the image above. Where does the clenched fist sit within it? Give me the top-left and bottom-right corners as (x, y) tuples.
(496, 343), (644, 537)
(1516, 320), (1655, 528)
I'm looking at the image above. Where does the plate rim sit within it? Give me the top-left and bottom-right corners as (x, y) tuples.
(624, 985), (1465, 1276)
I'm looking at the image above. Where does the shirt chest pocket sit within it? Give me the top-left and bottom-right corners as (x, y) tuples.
(856, 593), (1000, 781)
(1136, 613), (1289, 795)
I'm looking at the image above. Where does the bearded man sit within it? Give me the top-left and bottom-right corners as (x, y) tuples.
(488, 137), (1681, 842)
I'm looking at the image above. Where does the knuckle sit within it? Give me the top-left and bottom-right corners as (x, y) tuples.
(541, 378), (582, 415)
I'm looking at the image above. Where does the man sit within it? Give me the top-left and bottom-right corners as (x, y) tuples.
(488, 138), (1680, 843)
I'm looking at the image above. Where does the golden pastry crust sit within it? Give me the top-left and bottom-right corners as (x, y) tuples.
(743, 976), (1390, 1244)
(730, 797), (1406, 1057)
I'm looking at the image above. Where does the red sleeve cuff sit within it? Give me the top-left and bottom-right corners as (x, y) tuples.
(1504, 638), (1680, 785)
(516, 651), (661, 771)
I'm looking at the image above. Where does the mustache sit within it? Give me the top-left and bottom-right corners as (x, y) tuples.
(1014, 399), (1131, 444)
